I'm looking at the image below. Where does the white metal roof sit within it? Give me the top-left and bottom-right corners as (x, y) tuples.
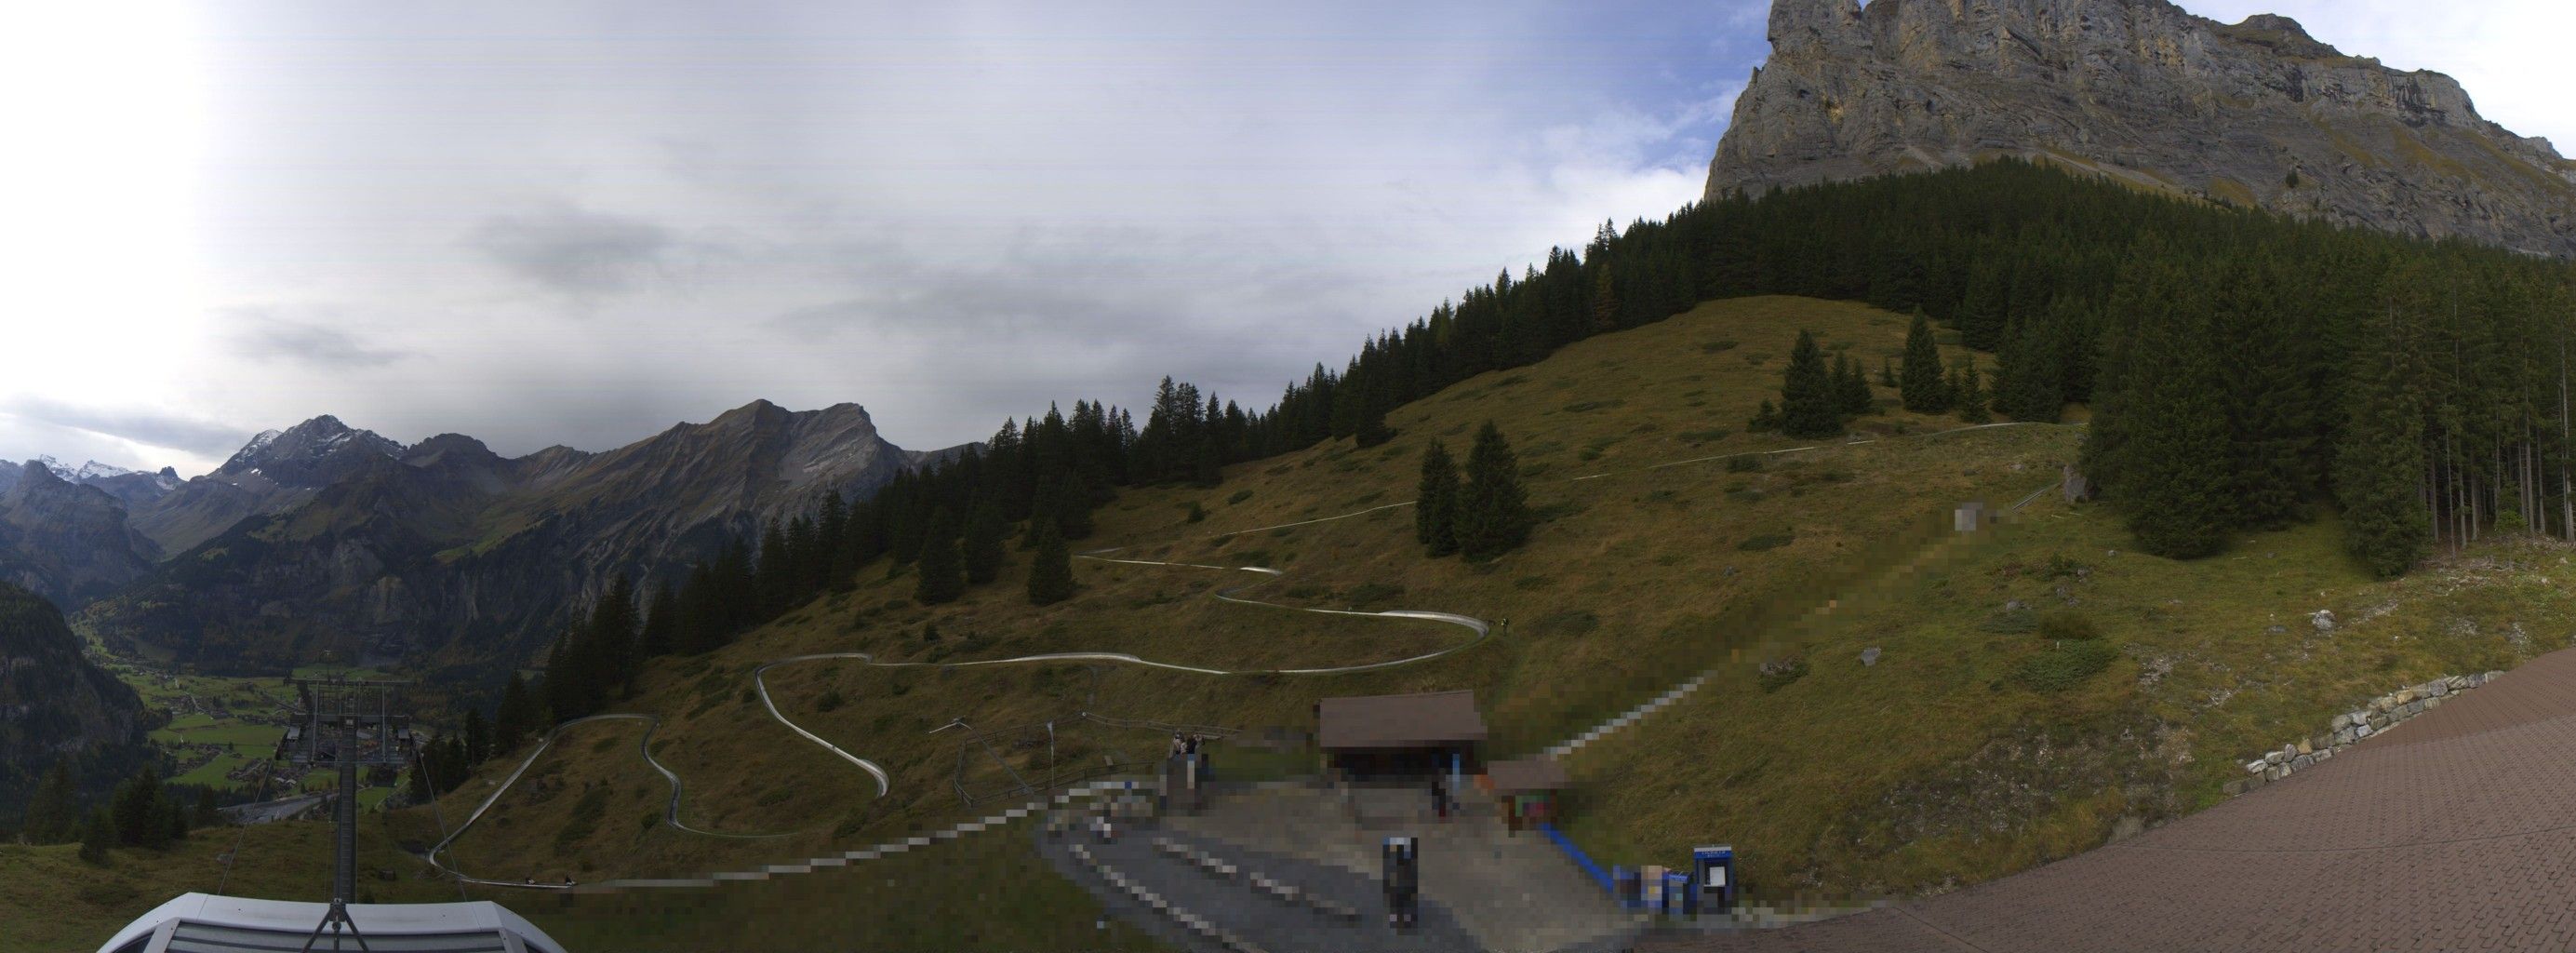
(97, 893), (567, 953)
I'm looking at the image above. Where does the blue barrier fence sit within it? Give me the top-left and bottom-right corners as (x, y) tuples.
(1539, 823), (1615, 894)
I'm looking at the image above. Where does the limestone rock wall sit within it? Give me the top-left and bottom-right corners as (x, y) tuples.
(1712, 0), (2576, 257)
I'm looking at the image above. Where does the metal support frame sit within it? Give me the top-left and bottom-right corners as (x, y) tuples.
(274, 677), (416, 953)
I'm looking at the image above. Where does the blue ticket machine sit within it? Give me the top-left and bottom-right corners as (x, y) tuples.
(1665, 871), (1694, 918)
(1693, 845), (1737, 914)
(1382, 836), (1420, 929)
(1613, 866), (1641, 908)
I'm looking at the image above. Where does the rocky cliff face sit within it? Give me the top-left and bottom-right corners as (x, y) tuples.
(0, 582), (147, 812)
(0, 463), (159, 608)
(78, 400), (930, 676)
(1710, 0), (2576, 257)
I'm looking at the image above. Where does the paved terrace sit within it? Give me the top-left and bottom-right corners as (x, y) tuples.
(1651, 647), (2576, 952)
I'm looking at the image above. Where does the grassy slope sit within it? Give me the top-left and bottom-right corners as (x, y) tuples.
(48, 294), (2569, 945)
(394, 296), (2072, 898)
(1564, 495), (2576, 897)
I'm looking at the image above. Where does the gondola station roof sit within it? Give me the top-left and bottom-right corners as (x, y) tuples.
(1316, 690), (1488, 750)
(96, 893), (567, 953)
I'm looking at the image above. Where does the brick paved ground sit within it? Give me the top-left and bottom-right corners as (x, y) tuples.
(1648, 648), (2576, 952)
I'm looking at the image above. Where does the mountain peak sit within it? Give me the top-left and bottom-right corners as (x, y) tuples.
(217, 414), (401, 485)
(2237, 13), (2313, 42)
(1712, 0), (2576, 256)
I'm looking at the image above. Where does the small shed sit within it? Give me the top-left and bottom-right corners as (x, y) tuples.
(1316, 690), (1486, 779)
(1478, 758), (1570, 831)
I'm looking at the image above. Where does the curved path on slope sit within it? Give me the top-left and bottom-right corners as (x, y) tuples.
(423, 713), (792, 887)
(749, 557), (1495, 798)
(1650, 649), (2576, 952)
(438, 422), (2065, 886)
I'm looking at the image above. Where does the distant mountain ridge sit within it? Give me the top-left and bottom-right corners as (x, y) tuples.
(2, 400), (954, 677)
(1710, 0), (2576, 257)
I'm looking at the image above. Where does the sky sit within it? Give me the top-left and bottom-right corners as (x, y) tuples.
(0, 1), (2567, 476)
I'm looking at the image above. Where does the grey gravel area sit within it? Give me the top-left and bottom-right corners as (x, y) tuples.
(1036, 821), (1484, 953)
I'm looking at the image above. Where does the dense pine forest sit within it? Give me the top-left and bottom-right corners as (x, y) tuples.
(508, 159), (2575, 730)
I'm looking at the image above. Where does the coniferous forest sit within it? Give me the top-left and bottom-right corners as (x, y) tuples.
(515, 159), (2574, 725)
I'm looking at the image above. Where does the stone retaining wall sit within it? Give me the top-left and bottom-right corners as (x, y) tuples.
(2224, 670), (2505, 796)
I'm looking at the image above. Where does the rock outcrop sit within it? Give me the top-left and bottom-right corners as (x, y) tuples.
(1710, 0), (2576, 258)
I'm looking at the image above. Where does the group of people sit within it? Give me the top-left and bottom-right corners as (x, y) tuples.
(1168, 732), (1213, 783)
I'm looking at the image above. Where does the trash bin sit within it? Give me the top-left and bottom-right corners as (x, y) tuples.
(1614, 866), (1641, 909)
(1382, 836), (1420, 929)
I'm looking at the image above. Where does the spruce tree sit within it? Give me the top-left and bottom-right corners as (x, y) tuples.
(1901, 311), (1951, 413)
(21, 759), (77, 844)
(1416, 441), (1462, 557)
(1354, 409), (1394, 449)
(637, 583), (677, 660)
(2116, 312), (2235, 558)
(542, 627), (583, 720)
(2336, 315), (2430, 576)
(1748, 399), (1781, 433)
(1591, 266), (1621, 332)
(407, 758), (432, 805)
(1059, 472), (1097, 539)
(1455, 423), (1534, 560)
(1026, 524), (1074, 606)
(111, 768), (167, 849)
(961, 503), (1007, 584)
(1993, 315), (2064, 422)
(493, 672), (536, 753)
(1778, 330), (1842, 437)
(193, 787), (221, 829)
(462, 708), (491, 766)
(1833, 353), (1875, 417)
(1877, 357), (1898, 388)
(888, 506), (926, 566)
(77, 807), (113, 865)
(589, 575), (638, 701)
(914, 506), (966, 605)
(1955, 362), (1994, 424)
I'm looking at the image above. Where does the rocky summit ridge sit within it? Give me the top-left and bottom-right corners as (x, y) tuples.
(1709, 0), (2576, 257)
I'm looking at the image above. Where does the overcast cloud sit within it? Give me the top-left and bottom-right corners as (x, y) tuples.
(0, 1), (2567, 475)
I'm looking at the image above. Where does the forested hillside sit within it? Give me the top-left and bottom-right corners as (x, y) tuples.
(607, 161), (2573, 673)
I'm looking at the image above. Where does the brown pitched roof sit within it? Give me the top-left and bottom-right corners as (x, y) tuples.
(1481, 758), (1569, 793)
(1316, 691), (1487, 749)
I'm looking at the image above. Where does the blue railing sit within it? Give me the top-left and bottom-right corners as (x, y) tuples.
(1538, 823), (1615, 893)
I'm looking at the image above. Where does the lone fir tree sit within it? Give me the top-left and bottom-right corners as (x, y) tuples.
(1900, 310), (1951, 413)
(1455, 422), (1534, 560)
